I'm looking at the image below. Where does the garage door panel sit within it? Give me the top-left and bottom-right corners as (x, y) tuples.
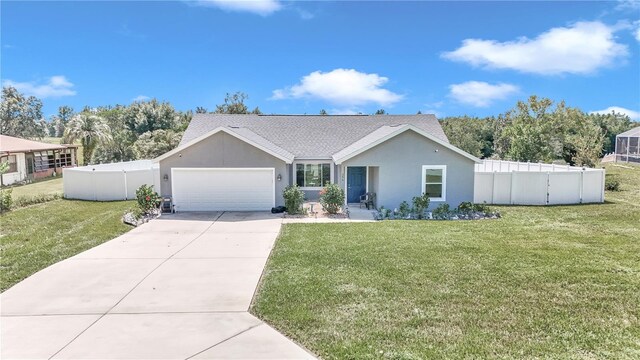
(172, 168), (274, 212)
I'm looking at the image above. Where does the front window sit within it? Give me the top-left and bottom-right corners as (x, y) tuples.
(296, 163), (331, 188)
(422, 165), (446, 201)
(1, 155), (17, 173)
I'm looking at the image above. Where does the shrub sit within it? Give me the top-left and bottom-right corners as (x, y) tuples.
(319, 183), (345, 214)
(432, 203), (450, 219)
(130, 206), (144, 220)
(283, 185), (305, 215)
(457, 201), (492, 214)
(472, 202), (491, 213)
(12, 193), (62, 208)
(0, 188), (12, 213)
(136, 184), (160, 213)
(458, 201), (474, 215)
(412, 193), (430, 219)
(432, 203), (451, 220)
(398, 201), (411, 218)
(378, 206), (391, 219)
(605, 175), (620, 191)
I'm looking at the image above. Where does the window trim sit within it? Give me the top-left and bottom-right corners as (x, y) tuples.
(1, 155), (18, 174)
(421, 165), (446, 202)
(294, 160), (333, 190)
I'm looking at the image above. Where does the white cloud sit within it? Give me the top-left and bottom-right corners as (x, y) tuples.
(2, 75), (76, 98)
(132, 95), (151, 102)
(442, 21), (628, 75)
(615, 0), (640, 11)
(330, 108), (361, 115)
(634, 21), (640, 41)
(297, 8), (314, 20)
(272, 68), (403, 107)
(191, 0), (282, 16)
(590, 106), (640, 121)
(448, 81), (519, 107)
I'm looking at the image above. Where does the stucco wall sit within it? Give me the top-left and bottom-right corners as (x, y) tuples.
(158, 132), (289, 206)
(1, 153), (26, 185)
(368, 166), (379, 207)
(342, 130), (475, 209)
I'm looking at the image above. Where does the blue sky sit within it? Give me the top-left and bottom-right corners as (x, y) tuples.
(2, 0), (639, 120)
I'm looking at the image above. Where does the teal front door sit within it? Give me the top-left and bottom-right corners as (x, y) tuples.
(347, 167), (366, 203)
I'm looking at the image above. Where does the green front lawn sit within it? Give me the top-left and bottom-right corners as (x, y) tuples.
(9, 176), (63, 198)
(253, 164), (640, 359)
(0, 199), (133, 292)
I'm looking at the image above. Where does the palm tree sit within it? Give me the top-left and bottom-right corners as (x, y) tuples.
(64, 113), (111, 165)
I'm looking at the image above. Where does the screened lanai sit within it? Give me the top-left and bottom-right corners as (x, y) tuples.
(615, 126), (640, 163)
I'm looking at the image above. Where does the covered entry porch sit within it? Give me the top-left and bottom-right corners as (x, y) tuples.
(342, 165), (379, 209)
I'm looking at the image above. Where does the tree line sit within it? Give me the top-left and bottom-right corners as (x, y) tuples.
(1, 87), (635, 167)
(440, 96), (633, 167)
(0, 88), (262, 164)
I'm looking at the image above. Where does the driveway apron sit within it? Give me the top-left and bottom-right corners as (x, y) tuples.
(1, 212), (314, 359)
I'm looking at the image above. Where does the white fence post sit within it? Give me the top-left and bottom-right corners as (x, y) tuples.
(510, 171), (515, 204)
(579, 170), (584, 203)
(123, 170), (128, 200)
(546, 172), (550, 204)
(601, 170), (605, 203)
(491, 171), (496, 204)
(92, 169), (97, 201)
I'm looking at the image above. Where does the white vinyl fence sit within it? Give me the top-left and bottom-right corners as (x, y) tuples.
(63, 160), (160, 201)
(474, 160), (605, 205)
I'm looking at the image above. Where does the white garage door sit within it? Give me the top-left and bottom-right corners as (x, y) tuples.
(172, 168), (275, 211)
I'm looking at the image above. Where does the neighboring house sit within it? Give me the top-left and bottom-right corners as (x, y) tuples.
(154, 114), (481, 212)
(0, 135), (78, 186)
(614, 126), (639, 164)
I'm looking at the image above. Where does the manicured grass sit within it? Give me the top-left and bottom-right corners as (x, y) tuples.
(9, 177), (63, 198)
(0, 199), (133, 292)
(253, 164), (640, 359)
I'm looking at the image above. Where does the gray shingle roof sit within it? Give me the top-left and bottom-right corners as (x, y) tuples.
(181, 114), (448, 159)
(332, 125), (405, 162)
(225, 126), (295, 162)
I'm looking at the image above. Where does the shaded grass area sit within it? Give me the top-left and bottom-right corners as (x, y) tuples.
(0, 199), (133, 292)
(253, 164), (640, 359)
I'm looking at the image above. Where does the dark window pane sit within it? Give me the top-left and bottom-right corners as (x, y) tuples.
(425, 168), (442, 183)
(322, 163), (331, 186)
(425, 184), (442, 198)
(305, 164), (321, 187)
(296, 164), (304, 186)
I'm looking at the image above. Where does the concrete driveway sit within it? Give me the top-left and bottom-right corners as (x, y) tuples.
(1, 212), (315, 359)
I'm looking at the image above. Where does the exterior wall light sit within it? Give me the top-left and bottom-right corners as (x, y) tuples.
(163, 174), (169, 181)
(277, 174), (282, 181)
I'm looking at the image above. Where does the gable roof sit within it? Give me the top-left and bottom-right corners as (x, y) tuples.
(180, 114), (448, 159)
(154, 126), (295, 163)
(332, 124), (481, 164)
(0, 135), (68, 154)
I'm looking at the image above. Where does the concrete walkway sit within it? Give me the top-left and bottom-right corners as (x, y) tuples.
(1, 212), (315, 359)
